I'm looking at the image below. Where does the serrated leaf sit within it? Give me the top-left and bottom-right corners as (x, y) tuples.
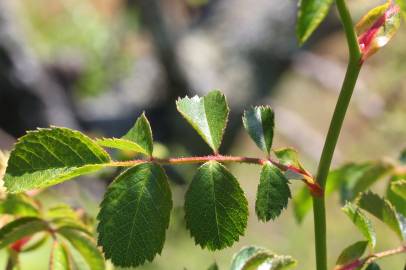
(0, 194), (39, 217)
(184, 161), (248, 250)
(256, 162), (291, 222)
(296, 0), (334, 45)
(356, 2), (401, 61)
(391, 179), (406, 199)
(97, 163), (172, 267)
(365, 262), (381, 270)
(58, 228), (105, 270)
(242, 106), (274, 155)
(50, 240), (71, 270)
(0, 217), (49, 249)
(230, 246), (297, 270)
(357, 191), (405, 240)
(176, 90), (229, 153)
(335, 241), (368, 266)
(97, 113), (153, 156)
(342, 202), (376, 248)
(4, 127), (111, 193)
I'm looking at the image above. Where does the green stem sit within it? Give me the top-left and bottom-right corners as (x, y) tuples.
(313, 1), (362, 270)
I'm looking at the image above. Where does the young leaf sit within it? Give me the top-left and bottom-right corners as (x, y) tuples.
(391, 179), (406, 199)
(96, 113), (154, 156)
(184, 161), (248, 250)
(242, 106), (274, 155)
(50, 240), (71, 270)
(342, 202), (376, 248)
(335, 241), (368, 266)
(0, 217), (49, 249)
(176, 90), (229, 153)
(365, 262), (381, 270)
(4, 127), (111, 193)
(57, 228), (104, 270)
(357, 191), (405, 240)
(97, 163), (172, 267)
(256, 162), (291, 222)
(230, 246), (297, 270)
(296, 0), (334, 45)
(356, 2), (401, 61)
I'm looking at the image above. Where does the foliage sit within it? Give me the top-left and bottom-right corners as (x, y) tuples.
(2, 0), (406, 269)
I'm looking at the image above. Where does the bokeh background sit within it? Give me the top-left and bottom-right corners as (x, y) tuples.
(0, 0), (405, 269)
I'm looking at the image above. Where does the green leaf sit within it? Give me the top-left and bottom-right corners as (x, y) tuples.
(0, 194), (39, 217)
(4, 127), (111, 193)
(396, 0), (406, 20)
(184, 161), (248, 250)
(342, 202), (376, 248)
(296, 0), (334, 45)
(58, 228), (105, 270)
(255, 162), (291, 222)
(230, 246), (297, 270)
(356, 2), (401, 61)
(0, 217), (49, 249)
(242, 106), (274, 155)
(335, 241), (368, 266)
(388, 176), (406, 216)
(97, 163), (172, 267)
(292, 187), (312, 224)
(391, 179), (406, 200)
(97, 113), (154, 156)
(176, 90), (229, 153)
(21, 234), (49, 253)
(50, 240), (71, 270)
(46, 204), (91, 236)
(337, 161), (393, 202)
(365, 262), (381, 270)
(207, 263), (219, 270)
(357, 191), (405, 240)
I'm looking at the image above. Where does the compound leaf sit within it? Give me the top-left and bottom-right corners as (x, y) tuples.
(230, 246), (297, 270)
(335, 241), (368, 266)
(296, 0), (334, 45)
(342, 202), (376, 248)
(242, 106), (274, 155)
(256, 162), (291, 222)
(184, 161), (248, 250)
(49, 240), (71, 270)
(357, 191), (405, 240)
(0, 217), (49, 249)
(97, 163), (172, 267)
(4, 127), (111, 193)
(176, 91), (229, 153)
(97, 113), (153, 156)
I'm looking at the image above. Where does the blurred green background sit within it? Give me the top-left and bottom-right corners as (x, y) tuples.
(0, 0), (405, 269)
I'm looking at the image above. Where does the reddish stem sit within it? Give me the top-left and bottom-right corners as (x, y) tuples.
(109, 155), (323, 196)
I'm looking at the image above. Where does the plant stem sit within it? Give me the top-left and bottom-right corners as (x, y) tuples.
(313, 1), (362, 270)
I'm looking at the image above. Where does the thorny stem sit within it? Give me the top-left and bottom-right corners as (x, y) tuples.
(336, 245), (406, 270)
(313, 0), (362, 270)
(108, 154), (323, 196)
